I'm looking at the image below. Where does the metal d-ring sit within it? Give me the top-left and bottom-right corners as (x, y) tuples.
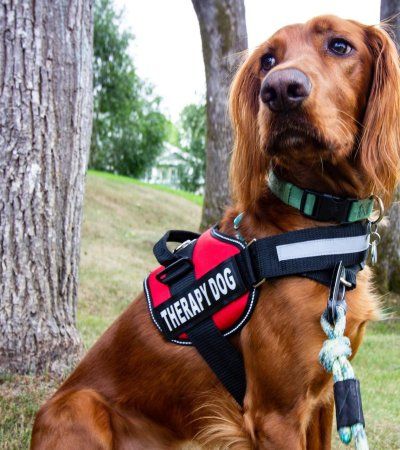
(369, 194), (384, 224)
(369, 229), (381, 245)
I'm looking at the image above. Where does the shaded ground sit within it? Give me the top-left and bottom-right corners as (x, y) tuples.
(0, 172), (399, 449)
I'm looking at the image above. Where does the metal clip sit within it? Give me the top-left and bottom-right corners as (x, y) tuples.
(369, 224), (381, 266)
(174, 239), (193, 253)
(326, 261), (348, 325)
(367, 195), (384, 266)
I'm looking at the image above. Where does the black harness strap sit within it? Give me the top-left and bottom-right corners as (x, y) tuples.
(153, 230), (200, 266)
(240, 222), (369, 287)
(187, 320), (246, 405)
(149, 221), (370, 406)
(303, 263), (363, 289)
(158, 232), (247, 407)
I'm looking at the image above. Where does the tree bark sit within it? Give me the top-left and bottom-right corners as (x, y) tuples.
(377, 0), (400, 292)
(192, 0), (248, 229)
(381, 0), (400, 46)
(0, 0), (93, 374)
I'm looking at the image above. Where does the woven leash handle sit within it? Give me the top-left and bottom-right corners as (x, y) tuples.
(319, 306), (369, 449)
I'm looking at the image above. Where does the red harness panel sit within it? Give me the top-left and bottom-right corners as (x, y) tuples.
(144, 227), (258, 345)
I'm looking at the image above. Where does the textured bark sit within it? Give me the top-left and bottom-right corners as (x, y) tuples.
(377, 0), (400, 292)
(381, 0), (400, 46)
(192, 0), (247, 229)
(375, 192), (400, 291)
(0, 0), (93, 374)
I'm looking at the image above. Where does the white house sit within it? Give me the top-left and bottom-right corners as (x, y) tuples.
(143, 142), (204, 193)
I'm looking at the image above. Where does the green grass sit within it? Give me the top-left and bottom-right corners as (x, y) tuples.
(0, 172), (202, 450)
(77, 171), (202, 348)
(0, 375), (59, 450)
(88, 169), (204, 206)
(0, 171), (399, 449)
(332, 322), (400, 449)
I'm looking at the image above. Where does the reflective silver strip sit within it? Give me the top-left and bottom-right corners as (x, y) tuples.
(276, 235), (370, 261)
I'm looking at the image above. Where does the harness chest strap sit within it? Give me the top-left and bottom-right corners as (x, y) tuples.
(241, 221), (369, 286)
(145, 222), (370, 406)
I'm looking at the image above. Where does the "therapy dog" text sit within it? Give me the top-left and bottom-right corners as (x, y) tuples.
(159, 267), (238, 332)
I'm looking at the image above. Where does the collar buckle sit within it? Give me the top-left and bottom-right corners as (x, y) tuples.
(301, 190), (354, 223)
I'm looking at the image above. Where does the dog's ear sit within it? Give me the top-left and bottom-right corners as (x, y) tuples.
(229, 52), (266, 210)
(360, 25), (400, 207)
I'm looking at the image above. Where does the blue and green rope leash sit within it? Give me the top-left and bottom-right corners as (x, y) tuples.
(319, 305), (369, 449)
(233, 211), (370, 448)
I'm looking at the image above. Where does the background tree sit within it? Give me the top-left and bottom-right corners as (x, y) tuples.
(177, 103), (206, 192)
(376, 0), (400, 292)
(165, 120), (180, 148)
(192, 0), (248, 228)
(381, 0), (400, 42)
(0, 0), (93, 374)
(91, 0), (166, 178)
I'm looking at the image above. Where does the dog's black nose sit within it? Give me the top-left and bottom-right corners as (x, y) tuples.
(260, 68), (311, 112)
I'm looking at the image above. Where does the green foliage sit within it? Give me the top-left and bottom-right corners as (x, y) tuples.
(91, 0), (166, 177)
(164, 120), (180, 147)
(177, 103), (206, 192)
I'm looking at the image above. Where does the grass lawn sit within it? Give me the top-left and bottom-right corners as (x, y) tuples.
(0, 171), (399, 449)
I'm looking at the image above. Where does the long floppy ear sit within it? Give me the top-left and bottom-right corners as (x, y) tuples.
(229, 52), (267, 210)
(359, 25), (400, 207)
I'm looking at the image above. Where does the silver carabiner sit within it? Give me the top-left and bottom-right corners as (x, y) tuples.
(369, 225), (381, 266)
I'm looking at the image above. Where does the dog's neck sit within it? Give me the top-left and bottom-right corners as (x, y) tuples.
(229, 156), (369, 236)
(270, 155), (368, 200)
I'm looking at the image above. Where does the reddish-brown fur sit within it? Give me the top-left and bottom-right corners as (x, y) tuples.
(31, 16), (400, 449)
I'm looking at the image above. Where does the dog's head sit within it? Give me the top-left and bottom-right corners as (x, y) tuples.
(230, 15), (400, 210)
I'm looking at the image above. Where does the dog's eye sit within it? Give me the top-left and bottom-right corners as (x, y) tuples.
(328, 38), (353, 55)
(261, 53), (276, 71)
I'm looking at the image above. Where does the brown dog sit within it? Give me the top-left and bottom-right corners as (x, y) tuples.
(31, 15), (400, 449)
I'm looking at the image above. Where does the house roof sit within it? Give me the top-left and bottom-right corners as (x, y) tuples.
(155, 142), (201, 167)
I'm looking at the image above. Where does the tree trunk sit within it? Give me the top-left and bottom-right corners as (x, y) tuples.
(0, 0), (93, 374)
(376, 0), (400, 292)
(381, 0), (400, 46)
(192, 0), (248, 229)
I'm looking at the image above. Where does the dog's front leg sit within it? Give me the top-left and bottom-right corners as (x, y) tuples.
(243, 409), (306, 450)
(305, 400), (334, 450)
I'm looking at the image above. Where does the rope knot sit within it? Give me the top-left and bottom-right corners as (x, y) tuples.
(319, 335), (351, 372)
(319, 299), (369, 449)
